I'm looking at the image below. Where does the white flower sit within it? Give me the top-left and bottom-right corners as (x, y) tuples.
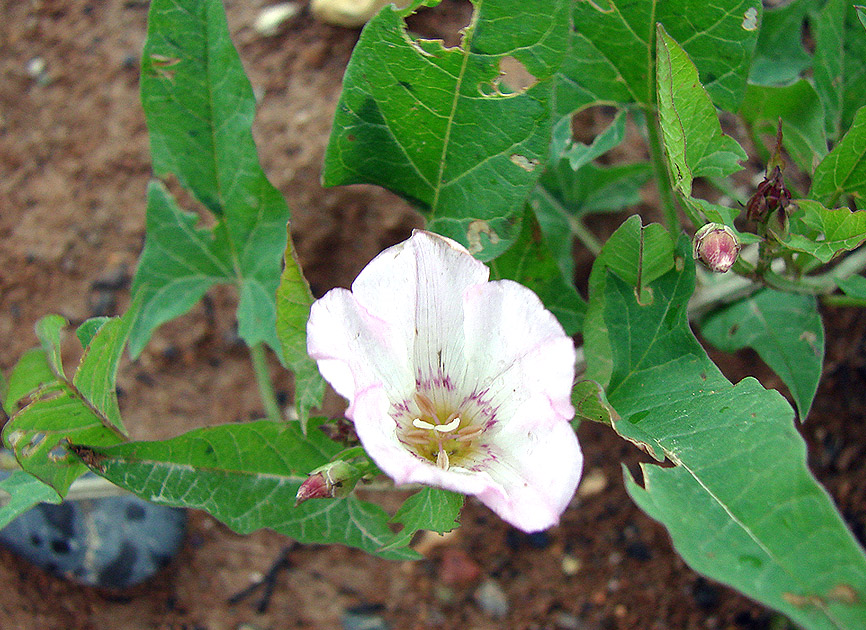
(307, 231), (582, 532)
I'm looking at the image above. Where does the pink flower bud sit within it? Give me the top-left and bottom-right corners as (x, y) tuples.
(295, 460), (358, 506)
(693, 224), (740, 273)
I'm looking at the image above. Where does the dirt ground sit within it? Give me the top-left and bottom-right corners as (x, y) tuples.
(1, 1), (864, 629)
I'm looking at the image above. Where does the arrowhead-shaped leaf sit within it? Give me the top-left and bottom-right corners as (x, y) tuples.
(72, 420), (418, 560)
(656, 26), (747, 198)
(583, 216), (676, 387)
(596, 238), (866, 629)
(132, 0), (296, 359)
(322, 0), (569, 259)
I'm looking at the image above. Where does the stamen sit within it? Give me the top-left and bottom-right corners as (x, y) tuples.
(433, 416), (461, 433)
(436, 444), (450, 470)
(401, 429), (431, 445)
(412, 418), (436, 430)
(455, 425), (484, 442)
(414, 392), (437, 418)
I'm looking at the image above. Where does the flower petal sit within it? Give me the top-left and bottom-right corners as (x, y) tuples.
(462, 279), (576, 430)
(307, 288), (414, 406)
(475, 419), (582, 532)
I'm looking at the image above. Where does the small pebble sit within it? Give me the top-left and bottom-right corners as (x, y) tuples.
(25, 57), (46, 78)
(554, 612), (583, 629)
(561, 554), (581, 576)
(474, 578), (509, 619)
(254, 3), (300, 36)
(438, 547), (480, 587)
(25, 57), (51, 86)
(342, 604), (389, 630)
(577, 468), (607, 498)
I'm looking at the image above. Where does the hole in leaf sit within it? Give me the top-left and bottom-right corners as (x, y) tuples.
(404, 0), (473, 49)
(496, 56), (537, 94)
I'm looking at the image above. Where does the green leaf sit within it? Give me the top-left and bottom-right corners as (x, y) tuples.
(810, 107), (866, 206)
(71, 420), (418, 560)
(2, 348), (54, 415)
(835, 273), (866, 299)
(538, 161), (653, 218)
(489, 208), (586, 335)
(275, 225), (325, 430)
(75, 318), (110, 348)
(561, 110), (627, 171)
(583, 216), (676, 387)
(531, 160), (652, 280)
(73, 310), (135, 433)
(381, 487), (463, 552)
(132, 0), (292, 357)
(781, 200), (866, 264)
(700, 289), (824, 419)
(812, 0), (846, 139)
(2, 312), (132, 494)
(130, 181), (228, 357)
(749, 0), (811, 86)
(3, 385), (125, 494)
(35, 314), (66, 378)
(322, 0), (569, 258)
(841, 4), (866, 135)
(739, 80), (828, 174)
(686, 197), (762, 245)
(0, 470), (62, 531)
(559, 0), (761, 113)
(655, 26), (747, 198)
(571, 380), (618, 426)
(599, 239), (866, 630)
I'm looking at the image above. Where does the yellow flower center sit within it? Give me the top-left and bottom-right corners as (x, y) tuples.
(396, 391), (485, 470)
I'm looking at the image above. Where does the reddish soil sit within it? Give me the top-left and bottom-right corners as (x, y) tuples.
(1, 1), (864, 629)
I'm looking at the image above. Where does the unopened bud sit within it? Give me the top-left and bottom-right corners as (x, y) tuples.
(295, 460), (358, 506)
(693, 224), (740, 273)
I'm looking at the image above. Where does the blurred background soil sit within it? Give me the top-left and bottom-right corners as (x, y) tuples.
(0, 1), (864, 628)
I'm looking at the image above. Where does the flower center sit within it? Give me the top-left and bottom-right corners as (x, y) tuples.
(396, 391), (486, 470)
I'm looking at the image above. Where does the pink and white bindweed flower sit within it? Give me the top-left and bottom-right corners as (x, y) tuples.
(307, 231), (582, 532)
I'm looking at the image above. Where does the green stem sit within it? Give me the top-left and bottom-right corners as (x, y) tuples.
(250, 343), (282, 423)
(644, 106), (680, 233)
(533, 184), (603, 255)
(571, 217), (603, 256)
(822, 294), (866, 308)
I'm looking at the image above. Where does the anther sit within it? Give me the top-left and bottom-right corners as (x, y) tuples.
(433, 417), (461, 433)
(412, 418), (436, 430)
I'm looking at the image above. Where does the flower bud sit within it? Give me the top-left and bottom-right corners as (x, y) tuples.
(295, 460), (358, 506)
(693, 224), (740, 273)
